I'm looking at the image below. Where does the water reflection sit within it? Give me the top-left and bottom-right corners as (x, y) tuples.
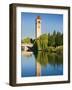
(21, 51), (63, 77)
(22, 51), (33, 57)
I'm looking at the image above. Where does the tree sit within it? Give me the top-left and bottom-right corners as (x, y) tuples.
(33, 34), (48, 50)
(48, 31), (63, 47)
(51, 30), (56, 47)
(48, 30), (56, 47)
(48, 33), (51, 46)
(22, 37), (31, 44)
(55, 32), (63, 46)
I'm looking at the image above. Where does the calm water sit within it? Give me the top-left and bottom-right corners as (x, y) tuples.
(21, 51), (63, 77)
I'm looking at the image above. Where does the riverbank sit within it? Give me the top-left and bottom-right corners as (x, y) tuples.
(33, 46), (63, 54)
(47, 46), (63, 54)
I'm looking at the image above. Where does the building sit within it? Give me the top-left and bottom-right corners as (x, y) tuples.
(35, 16), (41, 38)
(35, 16), (41, 76)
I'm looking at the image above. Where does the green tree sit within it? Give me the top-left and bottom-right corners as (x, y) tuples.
(52, 30), (56, 47)
(55, 32), (63, 46)
(22, 37), (31, 44)
(48, 33), (51, 46)
(33, 34), (48, 51)
(48, 31), (63, 47)
(48, 30), (56, 47)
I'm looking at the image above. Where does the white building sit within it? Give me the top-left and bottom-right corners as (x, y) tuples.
(35, 16), (41, 38)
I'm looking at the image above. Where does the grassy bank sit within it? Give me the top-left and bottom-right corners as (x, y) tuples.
(48, 46), (63, 54)
(33, 45), (63, 55)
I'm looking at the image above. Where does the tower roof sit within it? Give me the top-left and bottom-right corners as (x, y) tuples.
(37, 16), (41, 19)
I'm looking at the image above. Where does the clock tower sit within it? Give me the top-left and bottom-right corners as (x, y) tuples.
(35, 16), (41, 38)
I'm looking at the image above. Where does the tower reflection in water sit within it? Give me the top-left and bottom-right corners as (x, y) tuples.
(21, 51), (63, 77)
(35, 51), (49, 76)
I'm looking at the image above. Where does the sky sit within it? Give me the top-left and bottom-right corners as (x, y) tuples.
(21, 12), (63, 39)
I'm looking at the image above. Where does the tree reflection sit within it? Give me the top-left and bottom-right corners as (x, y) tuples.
(34, 51), (63, 76)
(34, 51), (49, 66)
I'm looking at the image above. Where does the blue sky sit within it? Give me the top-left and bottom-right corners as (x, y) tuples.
(21, 12), (63, 39)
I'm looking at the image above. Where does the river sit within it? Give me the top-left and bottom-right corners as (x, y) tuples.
(21, 51), (63, 77)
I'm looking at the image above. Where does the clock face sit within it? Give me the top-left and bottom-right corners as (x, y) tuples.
(38, 21), (40, 23)
(37, 20), (41, 28)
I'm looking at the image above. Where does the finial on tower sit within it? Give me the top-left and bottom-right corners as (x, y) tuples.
(37, 16), (41, 19)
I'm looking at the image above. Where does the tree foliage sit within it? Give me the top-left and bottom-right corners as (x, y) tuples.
(48, 31), (63, 47)
(33, 34), (48, 50)
(21, 30), (63, 52)
(21, 37), (31, 44)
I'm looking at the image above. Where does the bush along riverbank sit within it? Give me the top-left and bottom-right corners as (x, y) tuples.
(33, 45), (63, 54)
(47, 46), (63, 54)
